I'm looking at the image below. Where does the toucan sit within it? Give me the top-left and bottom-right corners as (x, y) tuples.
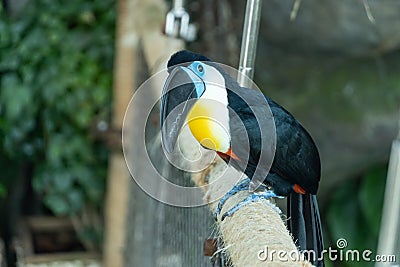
(160, 50), (324, 266)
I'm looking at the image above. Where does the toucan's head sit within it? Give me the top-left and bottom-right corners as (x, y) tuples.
(161, 50), (232, 155)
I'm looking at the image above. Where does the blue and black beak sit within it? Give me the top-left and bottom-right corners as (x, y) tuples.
(160, 66), (205, 153)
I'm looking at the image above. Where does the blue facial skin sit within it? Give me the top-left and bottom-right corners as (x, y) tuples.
(187, 61), (205, 97)
(188, 61), (205, 77)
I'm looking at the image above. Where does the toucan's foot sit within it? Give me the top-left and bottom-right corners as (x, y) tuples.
(214, 178), (252, 219)
(221, 191), (281, 221)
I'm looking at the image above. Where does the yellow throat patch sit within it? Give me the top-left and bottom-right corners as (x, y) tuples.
(187, 99), (230, 153)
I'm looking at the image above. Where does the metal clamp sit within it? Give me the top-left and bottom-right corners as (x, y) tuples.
(165, 0), (197, 41)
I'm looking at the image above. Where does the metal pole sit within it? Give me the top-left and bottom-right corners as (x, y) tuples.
(376, 123), (400, 267)
(237, 0), (263, 87)
(237, 0), (263, 192)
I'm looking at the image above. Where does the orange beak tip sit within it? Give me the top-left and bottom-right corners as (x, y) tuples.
(226, 147), (240, 161)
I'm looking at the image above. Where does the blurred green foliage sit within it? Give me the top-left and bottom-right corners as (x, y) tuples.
(325, 166), (387, 267)
(0, 0), (115, 248)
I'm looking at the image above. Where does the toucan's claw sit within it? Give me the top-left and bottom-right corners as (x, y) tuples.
(214, 178), (251, 220)
(220, 191), (281, 221)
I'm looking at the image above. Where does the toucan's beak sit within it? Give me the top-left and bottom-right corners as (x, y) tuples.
(160, 66), (205, 153)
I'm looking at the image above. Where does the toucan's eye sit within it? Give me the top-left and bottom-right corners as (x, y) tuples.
(197, 64), (204, 73)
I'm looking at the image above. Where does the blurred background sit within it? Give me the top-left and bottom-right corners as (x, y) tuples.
(0, 0), (399, 266)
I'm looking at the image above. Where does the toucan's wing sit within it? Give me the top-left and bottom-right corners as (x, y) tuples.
(227, 87), (320, 194)
(266, 97), (321, 194)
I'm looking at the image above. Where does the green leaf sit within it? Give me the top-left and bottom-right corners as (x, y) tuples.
(1, 74), (33, 121)
(67, 188), (84, 213)
(0, 19), (12, 47)
(0, 52), (20, 71)
(33, 168), (53, 192)
(53, 171), (73, 193)
(46, 134), (64, 166)
(44, 194), (69, 216)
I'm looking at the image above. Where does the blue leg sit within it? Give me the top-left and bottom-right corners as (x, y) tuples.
(221, 191), (282, 221)
(214, 178), (252, 219)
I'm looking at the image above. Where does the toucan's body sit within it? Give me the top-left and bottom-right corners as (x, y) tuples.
(161, 50), (324, 266)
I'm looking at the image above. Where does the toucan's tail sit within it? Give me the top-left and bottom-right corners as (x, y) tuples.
(288, 193), (324, 267)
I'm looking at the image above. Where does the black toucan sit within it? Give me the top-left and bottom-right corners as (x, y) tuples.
(160, 50), (324, 266)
